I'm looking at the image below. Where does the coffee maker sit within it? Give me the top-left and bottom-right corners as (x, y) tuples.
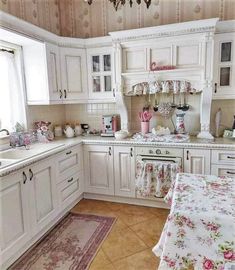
(101, 115), (118, 137)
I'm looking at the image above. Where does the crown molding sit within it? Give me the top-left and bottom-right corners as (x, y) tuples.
(216, 20), (235, 34)
(109, 18), (219, 42)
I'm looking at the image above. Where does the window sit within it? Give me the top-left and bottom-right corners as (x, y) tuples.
(0, 43), (26, 136)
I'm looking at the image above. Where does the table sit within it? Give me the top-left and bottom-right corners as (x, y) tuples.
(153, 173), (235, 270)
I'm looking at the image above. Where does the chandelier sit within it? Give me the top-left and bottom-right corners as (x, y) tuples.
(85, 0), (152, 10)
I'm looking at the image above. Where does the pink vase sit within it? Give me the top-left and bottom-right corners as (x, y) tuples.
(141, 121), (149, 134)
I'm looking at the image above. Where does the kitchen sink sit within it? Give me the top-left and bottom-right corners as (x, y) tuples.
(0, 158), (19, 168)
(0, 143), (64, 161)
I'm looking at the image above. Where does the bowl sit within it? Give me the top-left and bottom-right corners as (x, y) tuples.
(114, 130), (128, 140)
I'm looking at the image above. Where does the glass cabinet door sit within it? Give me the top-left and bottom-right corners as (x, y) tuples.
(104, 75), (112, 92)
(92, 76), (101, 92)
(92, 56), (100, 72)
(221, 42), (232, 62)
(103, 55), (111, 71)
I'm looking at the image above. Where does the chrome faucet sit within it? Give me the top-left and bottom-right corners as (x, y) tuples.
(0, 129), (10, 135)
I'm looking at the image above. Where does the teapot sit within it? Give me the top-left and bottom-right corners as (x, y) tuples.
(64, 125), (74, 138)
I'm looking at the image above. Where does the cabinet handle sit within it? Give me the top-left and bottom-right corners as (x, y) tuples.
(130, 148), (133, 157)
(66, 150), (72, 155)
(64, 89), (67, 99)
(23, 171), (27, 184)
(186, 150), (189, 160)
(113, 88), (115, 97)
(59, 90), (63, 99)
(108, 147), (112, 156)
(214, 83), (217, 93)
(68, 177), (74, 183)
(226, 171), (235, 175)
(29, 169), (34, 181)
(227, 156), (235, 159)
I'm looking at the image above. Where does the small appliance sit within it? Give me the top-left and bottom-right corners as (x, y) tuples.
(101, 115), (118, 137)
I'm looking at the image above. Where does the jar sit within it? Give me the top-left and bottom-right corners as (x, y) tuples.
(175, 113), (186, 134)
(54, 125), (63, 137)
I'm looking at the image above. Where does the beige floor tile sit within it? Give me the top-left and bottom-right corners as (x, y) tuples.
(115, 204), (156, 226)
(130, 216), (167, 247)
(113, 248), (159, 270)
(89, 248), (112, 269)
(102, 227), (147, 262)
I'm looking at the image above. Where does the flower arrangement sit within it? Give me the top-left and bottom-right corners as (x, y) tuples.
(34, 121), (54, 142)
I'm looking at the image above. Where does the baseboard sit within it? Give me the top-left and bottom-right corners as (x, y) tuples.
(83, 193), (170, 209)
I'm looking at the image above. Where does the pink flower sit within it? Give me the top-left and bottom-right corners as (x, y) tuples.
(203, 259), (214, 270)
(223, 250), (233, 260)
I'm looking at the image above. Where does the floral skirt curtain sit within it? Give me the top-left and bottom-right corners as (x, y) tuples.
(135, 159), (181, 198)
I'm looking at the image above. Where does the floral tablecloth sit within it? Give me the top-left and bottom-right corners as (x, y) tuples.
(153, 173), (235, 270)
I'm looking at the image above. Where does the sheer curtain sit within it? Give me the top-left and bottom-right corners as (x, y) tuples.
(0, 51), (26, 132)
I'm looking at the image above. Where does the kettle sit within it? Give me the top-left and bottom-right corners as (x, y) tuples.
(64, 125), (74, 138)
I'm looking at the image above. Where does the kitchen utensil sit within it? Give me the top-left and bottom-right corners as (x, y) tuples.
(181, 93), (190, 111)
(153, 93), (158, 112)
(177, 94), (184, 110)
(171, 94), (177, 108)
(161, 81), (169, 93)
(158, 102), (174, 119)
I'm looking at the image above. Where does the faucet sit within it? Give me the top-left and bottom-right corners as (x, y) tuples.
(0, 129), (10, 135)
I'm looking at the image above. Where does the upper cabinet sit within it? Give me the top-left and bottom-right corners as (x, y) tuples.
(87, 47), (115, 102)
(213, 32), (235, 99)
(24, 42), (88, 105)
(60, 47), (88, 102)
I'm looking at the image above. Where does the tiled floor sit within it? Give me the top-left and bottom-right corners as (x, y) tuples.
(71, 199), (169, 270)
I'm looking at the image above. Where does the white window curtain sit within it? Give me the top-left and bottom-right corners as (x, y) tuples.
(0, 51), (26, 132)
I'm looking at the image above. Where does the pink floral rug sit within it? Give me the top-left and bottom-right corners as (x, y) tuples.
(10, 213), (116, 270)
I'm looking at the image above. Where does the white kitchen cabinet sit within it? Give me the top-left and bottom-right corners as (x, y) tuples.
(84, 145), (114, 195)
(56, 145), (83, 184)
(184, 149), (211, 175)
(28, 158), (58, 236)
(114, 146), (135, 198)
(211, 149), (235, 176)
(0, 170), (30, 265)
(211, 164), (235, 177)
(60, 47), (88, 102)
(213, 32), (235, 99)
(58, 170), (84, 211)
(87, 47), (115, 101)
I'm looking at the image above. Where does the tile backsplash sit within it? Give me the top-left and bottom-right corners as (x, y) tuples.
(25, 98), (235, 137)
(65, 103), (118, 131)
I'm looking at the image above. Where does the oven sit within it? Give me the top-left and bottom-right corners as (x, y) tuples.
(135, 147), (183, 200)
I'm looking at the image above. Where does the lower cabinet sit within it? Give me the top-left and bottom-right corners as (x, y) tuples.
(184, 148), (211, 175)
(114, 146), (135, 198)
(28, 158), (58, 236)
(0, 170), (31, 265)
(0, 156), (58, 268)
(84, 145), (114, 195)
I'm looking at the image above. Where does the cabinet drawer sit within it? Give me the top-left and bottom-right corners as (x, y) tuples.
(211, 164), (235, 177)
(211, 150), (235, 164)
(57, 145), (83, 182)
(58, 171), (82, 202)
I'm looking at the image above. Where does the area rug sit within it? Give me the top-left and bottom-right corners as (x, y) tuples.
(10, 213), (116, 270)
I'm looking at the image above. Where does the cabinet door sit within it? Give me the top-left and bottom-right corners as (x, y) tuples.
(184, 149), (211, 175)
(114, 146), (135, 197)
(28, 158), (58, 236)
(0, 171), (30, 264)
(87, 47), (115, 101)
(213, 33), (235, 99)
(46, 43), (62, 102)
(60, 47), (88, 101)
(84, 145), (114, 195)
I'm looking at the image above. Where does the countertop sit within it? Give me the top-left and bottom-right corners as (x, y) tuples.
(0, 135), (234, 177)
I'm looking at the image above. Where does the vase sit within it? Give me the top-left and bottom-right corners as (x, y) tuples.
(141, 121), (149, 134)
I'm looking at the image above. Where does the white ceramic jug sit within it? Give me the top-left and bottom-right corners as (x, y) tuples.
(64, 125), (74, 138)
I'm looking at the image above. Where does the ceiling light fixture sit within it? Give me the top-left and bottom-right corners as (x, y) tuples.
(84, 0), (152, 11)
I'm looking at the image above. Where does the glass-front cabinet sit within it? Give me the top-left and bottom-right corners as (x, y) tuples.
(213, 33), (235, 99)
(87, 47), (115, 101)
